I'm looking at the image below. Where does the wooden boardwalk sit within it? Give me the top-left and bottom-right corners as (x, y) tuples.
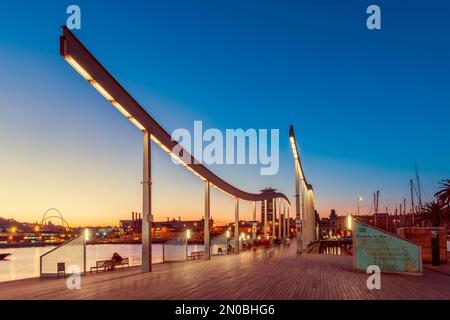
(0, 244), (449, 300)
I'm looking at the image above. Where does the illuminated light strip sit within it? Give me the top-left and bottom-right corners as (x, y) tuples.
(64, 55), (92, 81)
(111, 101), (132, 118)
(290, 137), (299, 160)
(210, 183), (233, 197)
(90, 80), (114, 102)
(128, 117), (145, 131)
(290, 130), (309, 184)
(150, 135), (208, 182)
(150, 136), (171, 154)
(64, 55), (146, 132)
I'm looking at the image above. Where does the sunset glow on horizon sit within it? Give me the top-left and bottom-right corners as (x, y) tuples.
(1, 1), (449, 227)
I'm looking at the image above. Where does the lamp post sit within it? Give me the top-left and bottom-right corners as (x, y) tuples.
(226, 229), (230, 253)
(357, 196), (363, 217)
(84, 228), (90, 241)
(186, 229), (191, 259)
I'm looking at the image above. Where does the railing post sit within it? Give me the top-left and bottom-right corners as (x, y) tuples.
(235, 197), (240, 254)
(204, 181), (211, 260)
(142, 131), (153, 272)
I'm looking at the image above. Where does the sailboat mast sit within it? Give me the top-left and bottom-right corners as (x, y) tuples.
(415, 163), (422, 210)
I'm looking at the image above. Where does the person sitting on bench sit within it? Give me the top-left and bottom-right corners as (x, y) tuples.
(109, 252), (123, 271)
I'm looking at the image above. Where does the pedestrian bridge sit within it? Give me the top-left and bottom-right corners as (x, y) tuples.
(58, 27), (317, 273)
(4, 242), (450, 300)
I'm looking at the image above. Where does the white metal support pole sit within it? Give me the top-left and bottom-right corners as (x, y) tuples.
(295, 160), (302, 253)
(283, 203), (286, 238)
(272, 198), (276, 239)
(252, 201), (257, 240)
(287, 207), (290, 238)
(301, 181), (306, 250)
(235, 197), (240, 254)
(142, 131), (153, 272)
(204, 181), (211, 260)
(264, 200), (268, 239)
(279, 200), (282, 243)
(287, 208), (290, 237)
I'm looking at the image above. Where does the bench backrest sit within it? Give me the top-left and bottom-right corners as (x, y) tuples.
(96, 260), (112, 267)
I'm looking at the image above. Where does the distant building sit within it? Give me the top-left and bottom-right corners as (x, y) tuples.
(153, 218), (212, 240)
(119, 212), (214, 240)
(119, 212), (142, 235)
(260, 188), (276, 224)
(319, 209), (338, 239)
(329, 209), (337, 229)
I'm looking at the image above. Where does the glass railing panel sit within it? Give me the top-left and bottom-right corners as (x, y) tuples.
(163, 235), (187, 262)
(211, 232), (228, 255)
(40, 236), (85, 278)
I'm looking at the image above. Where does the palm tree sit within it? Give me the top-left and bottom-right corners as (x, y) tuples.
(435, 179), (450, 206)
(421, 201), (444, 227)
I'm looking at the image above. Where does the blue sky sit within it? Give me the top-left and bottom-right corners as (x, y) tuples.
(0, 0), (449, 225)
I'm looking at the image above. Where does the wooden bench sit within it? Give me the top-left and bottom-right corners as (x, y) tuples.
(90, 260), (114, 273)
(90, 258), (130, 273)
(189, 251), (204, 260)
(115, 257), (130, 269)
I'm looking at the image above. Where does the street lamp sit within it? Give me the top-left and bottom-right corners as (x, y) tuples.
(186, 229), (191, 258)
(347, 214), (353, 231)
(84, 228), (90, 241)
(225, 229), (231, 253)
(357, 196), (363, 217)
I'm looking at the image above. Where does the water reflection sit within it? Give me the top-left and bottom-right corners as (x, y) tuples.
(320, 245), (352, 256)
(0, 244), (204, 283)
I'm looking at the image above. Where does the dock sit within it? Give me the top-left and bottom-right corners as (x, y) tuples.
(0, 243), (449, 300)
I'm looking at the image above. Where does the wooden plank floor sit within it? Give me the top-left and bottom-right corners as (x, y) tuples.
(0, 244), (449, 300)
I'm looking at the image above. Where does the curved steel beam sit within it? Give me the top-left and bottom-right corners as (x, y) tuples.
(289, 125), (313, 191)
(60, 27), (290, 205)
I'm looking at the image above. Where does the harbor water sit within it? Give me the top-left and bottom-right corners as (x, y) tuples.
(0, 243), (204, 283)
